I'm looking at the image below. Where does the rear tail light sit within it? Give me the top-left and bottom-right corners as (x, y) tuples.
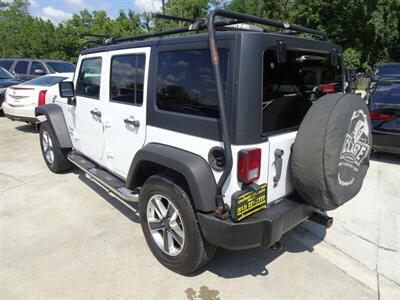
(38, 90), (47, 106)
(238, 148), (261, 184)
(369, 111), (395, 121)
(321, 83), (335, 93)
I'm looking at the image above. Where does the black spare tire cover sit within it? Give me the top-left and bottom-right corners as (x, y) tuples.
(291, 93), (372, 211)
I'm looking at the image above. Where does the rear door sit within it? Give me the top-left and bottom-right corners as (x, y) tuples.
(262, 49), (343, 201)
(73, 54), (106, 163)
(103, 48), (150, 178)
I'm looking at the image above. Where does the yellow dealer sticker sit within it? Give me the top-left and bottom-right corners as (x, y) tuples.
(231, 183), (267, 222)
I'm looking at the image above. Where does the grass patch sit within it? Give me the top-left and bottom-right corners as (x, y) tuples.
(357, 83), (368, 91)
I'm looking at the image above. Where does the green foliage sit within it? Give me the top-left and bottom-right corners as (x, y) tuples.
(291, 0), (400, 70)
(343, 48), (361, 70)
(0, 0), (399, 70)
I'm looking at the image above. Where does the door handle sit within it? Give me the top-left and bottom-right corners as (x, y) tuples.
(124, 116), (140, 128)
(90, 109), (102, 118)
(273, 149), (284, 187)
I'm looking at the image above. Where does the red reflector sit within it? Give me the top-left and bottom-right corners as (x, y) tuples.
(38, 90), (47, 106)
(369, 111), (395, 121)
(238, 148), (261, 185)
(321, 83), (335, 93)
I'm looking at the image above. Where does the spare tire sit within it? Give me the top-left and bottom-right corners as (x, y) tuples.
(291, 93), (372, 211)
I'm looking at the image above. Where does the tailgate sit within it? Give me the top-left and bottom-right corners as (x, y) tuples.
(267, 131), (297, 202)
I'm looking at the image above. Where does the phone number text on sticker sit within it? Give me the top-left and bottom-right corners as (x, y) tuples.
(231, 183), (267, 222)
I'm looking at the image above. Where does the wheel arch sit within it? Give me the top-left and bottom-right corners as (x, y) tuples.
(126, 143), (217, 213)
(35, 104), (72, 149)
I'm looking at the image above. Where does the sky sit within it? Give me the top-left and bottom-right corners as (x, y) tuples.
(26, 0), (163, 24)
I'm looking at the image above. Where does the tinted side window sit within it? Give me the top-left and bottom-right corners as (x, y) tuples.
(0, 60), (14, 70)
(110, 54), (146, 105)
(30, 61), (46, 75)
(14, 61), (29, 74)
(76, 58), (102, 99)
(156, 49), (228, 118)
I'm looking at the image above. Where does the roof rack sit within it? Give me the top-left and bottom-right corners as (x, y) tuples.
(78, 9), (328, 219)
(79, 9), (326, 51)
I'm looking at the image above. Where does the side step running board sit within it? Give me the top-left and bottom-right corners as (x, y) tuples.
(68, 151), (139, 202)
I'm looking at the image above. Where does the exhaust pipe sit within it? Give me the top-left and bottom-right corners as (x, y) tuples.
(309, 212), (333, 228)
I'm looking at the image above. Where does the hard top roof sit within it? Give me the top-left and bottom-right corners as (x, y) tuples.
(81, 30), (340, 55)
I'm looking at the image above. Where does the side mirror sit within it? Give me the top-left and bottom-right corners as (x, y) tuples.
(59, 81), (76, 105)
(34, 69), (46, 76)
(59, 81), (75, 98)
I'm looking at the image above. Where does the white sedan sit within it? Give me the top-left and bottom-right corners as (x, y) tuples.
(3, 73), (73, 124)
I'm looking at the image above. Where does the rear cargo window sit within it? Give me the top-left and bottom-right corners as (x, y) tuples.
(262, 50), (342, 133)
(156, 49), (228, 119)
(371, 81), (400, 108)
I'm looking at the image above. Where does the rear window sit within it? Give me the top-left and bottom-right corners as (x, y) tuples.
(156, 49), (228, 119)
(0, 60), (14, 70)
(376, 64), (400, 76)
(371, 81), (400, 109)
(47, 62), (75, 73)
(22, 76), (68, 86)
(262, 50), (342, 133)
(14, 61), (29, 74)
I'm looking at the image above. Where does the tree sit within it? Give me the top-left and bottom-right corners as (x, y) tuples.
(291, 0), (400, 70)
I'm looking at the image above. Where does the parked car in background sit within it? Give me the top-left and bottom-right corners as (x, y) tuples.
(0, 58), (75, 81)
(367, 77), (400, 154)
(3, 73), (73, 124)
(374, 63), (400, 78)
(0, 66), (22, 110)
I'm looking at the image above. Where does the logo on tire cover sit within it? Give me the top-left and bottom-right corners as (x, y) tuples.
(338, 109), (370, 186)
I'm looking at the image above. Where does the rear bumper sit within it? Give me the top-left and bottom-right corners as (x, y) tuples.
(2, 103), (38, 123)
(197, 194), (315, 250)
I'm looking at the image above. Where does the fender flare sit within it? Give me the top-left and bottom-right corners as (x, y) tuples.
(126, 143), (217, 212)
(35, 104), (72, 149)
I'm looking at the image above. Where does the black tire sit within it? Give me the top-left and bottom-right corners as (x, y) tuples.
(139, 175), (217, 274)
(39, 121), (72, 173)
(291, 93), (372, 211)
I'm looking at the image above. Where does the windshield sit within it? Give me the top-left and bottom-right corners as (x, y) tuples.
(0, 67), (14, 80)
(376, 64), (400, 76)
(262, 49), (343, 133)
(22, 75), (68, 86)
(46, 62), (75, 73)
(371, 81), (400, 109)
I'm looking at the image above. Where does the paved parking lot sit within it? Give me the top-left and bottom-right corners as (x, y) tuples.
(1, 115), (399, 299)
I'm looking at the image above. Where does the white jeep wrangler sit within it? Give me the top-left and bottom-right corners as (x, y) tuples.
(35, 10), (372, 274)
